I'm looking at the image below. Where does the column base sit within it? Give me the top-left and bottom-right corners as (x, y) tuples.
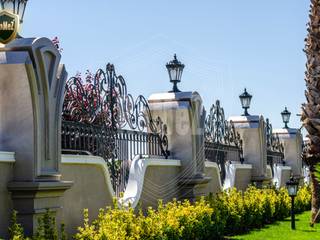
(251, 175), (272, 188)
(7, 181), (73, 236)
(179, 176), (211, 202)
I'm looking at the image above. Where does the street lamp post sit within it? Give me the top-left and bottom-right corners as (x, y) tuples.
(239, 88), (252, 116)
(166, 54), (185, 93)
(286, 176), (299, 230)
(281, 107), (291, 129)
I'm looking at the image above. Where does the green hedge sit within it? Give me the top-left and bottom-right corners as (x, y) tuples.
(8, 185), (311, 240)
(75, 186), (311, 240)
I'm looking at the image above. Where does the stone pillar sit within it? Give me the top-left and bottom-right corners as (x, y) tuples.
(273, 128), (303, 178)
(228, 115), (269, 183)
(0, 38), (72, 236)
(148, 91), (209, 199)
(273, 165), (292, 187)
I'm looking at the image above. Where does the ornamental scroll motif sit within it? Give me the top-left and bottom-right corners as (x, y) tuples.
(205, 100), (243, 155)
(62, 63), (169, 158)
(204, 100), (244, 183)
(265, 118), (284, 155)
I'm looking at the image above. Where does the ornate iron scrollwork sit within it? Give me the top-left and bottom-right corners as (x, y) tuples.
(62, 63), (169, 155)
(62, 63), (169, 192)
(265, 118), (284, 154)
(205, 100), (243, 156)
(265, 118), (285, 168)
(204, 100), (244, 183)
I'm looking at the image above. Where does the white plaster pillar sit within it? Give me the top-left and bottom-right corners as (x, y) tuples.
(148, 91), (205, 177)
(228, 115), (268, 182)
(148, 91), (209, 199)
(273, 128), (303, 178)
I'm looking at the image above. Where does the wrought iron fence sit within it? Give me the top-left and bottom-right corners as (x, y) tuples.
(61, 64), (169, 196)
(265, 118), (284, 177)
(204, 100), (244, 184)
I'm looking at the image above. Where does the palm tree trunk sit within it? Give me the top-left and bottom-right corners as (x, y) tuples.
(310, 164), (320, 223)
(301, 0), (320, 223)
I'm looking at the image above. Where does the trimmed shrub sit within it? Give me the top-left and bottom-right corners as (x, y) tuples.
(294, 185), (312, 213)
(7, 185), (312, 240)
(75, 185), (311, 239)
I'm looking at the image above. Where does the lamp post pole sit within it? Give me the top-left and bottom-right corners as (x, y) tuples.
(286, 176), (299, 230)
(291, 195), (295, 230)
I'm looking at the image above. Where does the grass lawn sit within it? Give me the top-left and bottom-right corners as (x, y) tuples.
(226, 211), (320, 240)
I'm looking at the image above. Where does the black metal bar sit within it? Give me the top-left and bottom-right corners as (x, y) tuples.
(265, 118), (285, 168)
(61, 64), (170, 196)
(61, 121), (169, 194)
(291, 196), (296, 230)
(205, 100), (244, 162)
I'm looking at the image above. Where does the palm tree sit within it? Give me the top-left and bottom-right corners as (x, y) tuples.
(301, 0), (320, 223)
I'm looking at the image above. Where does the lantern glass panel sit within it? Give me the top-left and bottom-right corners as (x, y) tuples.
(282, 112), (290, 123)
(3, 0), (14, 14)
(176, 68), (182, 81)
(1, 0), (28, 23)
(287, 185), (298, 196)
(17, 0), (27, 20)
(242, 97), (251, 108)
(168, 65), (182, 82)
(168, 68), (175, 81)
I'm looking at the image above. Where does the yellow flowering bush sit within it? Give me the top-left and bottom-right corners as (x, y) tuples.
(294, 185), (311, 212)
(75, 185), (311, 239)
(7, 185), (311, 240)
(75, 199), (141, 240)
(213, 187), (287, 234)
(75, 198), (216, 240)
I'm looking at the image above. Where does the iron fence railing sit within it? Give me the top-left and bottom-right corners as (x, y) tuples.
(61, 120), (167, 195)
(204, 142), (242, 183)
(204, 100), (244, 184)
(61, 64), (169, 196)
(265, 118), (285, 177)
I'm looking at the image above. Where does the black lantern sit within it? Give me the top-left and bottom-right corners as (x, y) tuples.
(286, 176), (299, 230)
(166, 54), (184, 93)
(0, 0), (28, 23)
(239, 88), (252, 116)
(286, 176), (298, 197)
(281, 107), (291, 129)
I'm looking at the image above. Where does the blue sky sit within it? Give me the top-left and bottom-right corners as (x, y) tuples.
(22, 0), (309, 130)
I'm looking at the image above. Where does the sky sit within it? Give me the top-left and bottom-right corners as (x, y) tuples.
(22, 0), (310, 130)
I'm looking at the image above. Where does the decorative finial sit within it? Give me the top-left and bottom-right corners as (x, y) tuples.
(239, 88), (252, 116)
(281, 107), (291, 129)
(166, 54), (185, 93)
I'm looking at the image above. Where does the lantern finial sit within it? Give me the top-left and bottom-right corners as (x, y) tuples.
(281, 106), (291, 129)
(239, 88), (252, 116)
(166, 54), (185, 93)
